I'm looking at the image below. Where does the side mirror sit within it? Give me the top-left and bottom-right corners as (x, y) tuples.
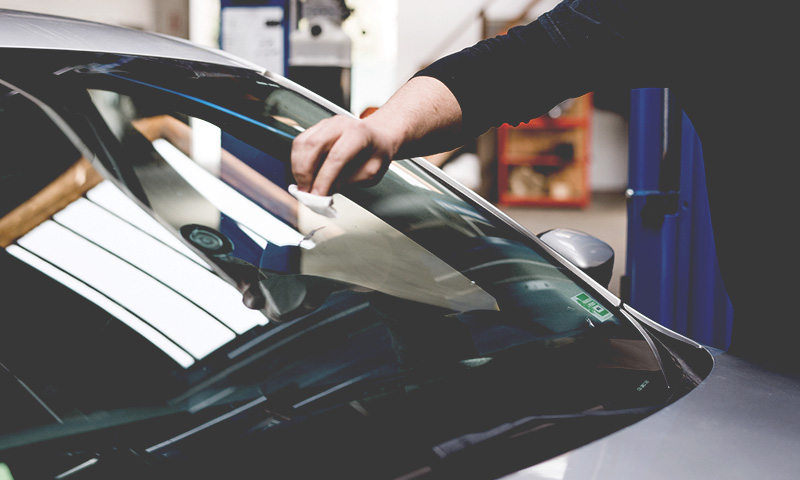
(537, 228), (614, 288)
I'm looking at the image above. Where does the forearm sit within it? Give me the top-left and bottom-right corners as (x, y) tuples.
(362, 76), (466, 159)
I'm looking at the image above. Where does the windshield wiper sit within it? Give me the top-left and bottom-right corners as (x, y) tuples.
(432, 405), (662, 459)
(292, 373), (371, 409)
(146, 396), (268, 453)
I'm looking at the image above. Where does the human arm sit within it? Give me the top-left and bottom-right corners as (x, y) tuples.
(291, 75), (465, 195)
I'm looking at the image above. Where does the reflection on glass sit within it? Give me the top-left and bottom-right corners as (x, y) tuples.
(91, 90), (502, 323)
(0, 63), (674, 465)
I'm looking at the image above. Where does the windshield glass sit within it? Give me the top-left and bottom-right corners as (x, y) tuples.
(0, 53), (673, 474)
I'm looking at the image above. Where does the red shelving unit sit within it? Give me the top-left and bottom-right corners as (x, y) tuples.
(497, 94), (592, 207)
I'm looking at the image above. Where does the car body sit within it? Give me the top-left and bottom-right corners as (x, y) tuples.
(0, 8), (798, 480)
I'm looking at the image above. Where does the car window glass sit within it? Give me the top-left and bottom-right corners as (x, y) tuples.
(0, 86), (207, 438)
(1, 59), (672, 457)
(90, 92), (497, 309)
(88, 88), (621, 331)
(0, 85), (83, 218)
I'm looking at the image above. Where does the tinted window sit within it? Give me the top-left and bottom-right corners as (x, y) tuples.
(1, 53), (679, 479)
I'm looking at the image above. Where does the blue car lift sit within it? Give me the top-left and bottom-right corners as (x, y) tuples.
(624, 88), (733, 350)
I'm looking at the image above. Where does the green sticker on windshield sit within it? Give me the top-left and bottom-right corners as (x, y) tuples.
(572, 293), (613, 322)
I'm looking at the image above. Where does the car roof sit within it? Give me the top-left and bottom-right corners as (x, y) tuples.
(0, 9), (264, 72)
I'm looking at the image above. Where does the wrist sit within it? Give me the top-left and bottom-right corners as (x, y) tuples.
(360, 109), (407, 159)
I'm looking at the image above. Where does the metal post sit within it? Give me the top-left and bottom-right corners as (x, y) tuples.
(624, 88), (733, 350)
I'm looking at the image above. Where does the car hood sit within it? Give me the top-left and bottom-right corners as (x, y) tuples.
(503, 351), (800, 479)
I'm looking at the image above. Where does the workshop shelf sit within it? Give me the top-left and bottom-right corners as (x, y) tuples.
(497, 93), (592, 207)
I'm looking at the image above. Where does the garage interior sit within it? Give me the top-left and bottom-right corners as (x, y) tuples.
(0, 0), (731, 351)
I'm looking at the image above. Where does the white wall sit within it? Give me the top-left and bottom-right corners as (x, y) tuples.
(591, 110), (628, 191)
(395, 0), (486, 86)
(342, 0), (398, 117)
(189, 0), (221, 47)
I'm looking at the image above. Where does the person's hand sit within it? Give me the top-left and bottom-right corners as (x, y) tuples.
(292, 76), (464, 195)
(291, 114), (401, 195)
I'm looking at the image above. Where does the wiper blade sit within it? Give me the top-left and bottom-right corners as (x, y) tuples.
(146, 396), (268, 453)
(432, 405), (661, 459)
(292, 373), (370, 409)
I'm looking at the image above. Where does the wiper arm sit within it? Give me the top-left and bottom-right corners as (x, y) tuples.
(432, 405), (661, 459)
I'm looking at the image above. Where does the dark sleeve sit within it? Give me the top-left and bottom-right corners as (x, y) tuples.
(414, 0), (675, 138)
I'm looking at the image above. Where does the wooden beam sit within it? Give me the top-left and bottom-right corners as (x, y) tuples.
(0, 158), (103, 248)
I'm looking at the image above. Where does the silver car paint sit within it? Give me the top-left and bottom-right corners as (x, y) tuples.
(503, 352), (800, 479)
(0, 8), (262, 72)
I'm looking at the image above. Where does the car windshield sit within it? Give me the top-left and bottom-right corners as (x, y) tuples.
(0, 52), (675, 475)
